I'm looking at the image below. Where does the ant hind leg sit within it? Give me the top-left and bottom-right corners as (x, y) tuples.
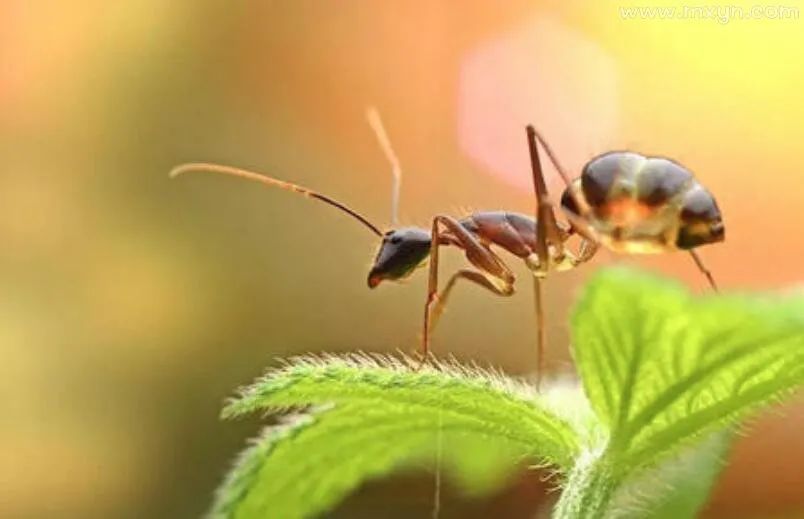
(689, 249), (719, 292)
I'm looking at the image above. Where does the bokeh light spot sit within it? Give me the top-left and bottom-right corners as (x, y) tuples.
(458, 16), (619, 193)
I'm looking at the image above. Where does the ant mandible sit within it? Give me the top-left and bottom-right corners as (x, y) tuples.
(171, 109), (724, 388)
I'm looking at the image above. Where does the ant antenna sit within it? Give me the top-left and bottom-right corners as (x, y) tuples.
(366, 106), (402, 227)
(169, 162), (383, 237)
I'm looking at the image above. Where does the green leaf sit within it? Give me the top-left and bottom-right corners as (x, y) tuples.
(648, 430), (731, 519)
(571, 268), (804, 475)
(435, 434), (533, 496)
(211, 354), (580, 519)
(610, 429), (732, 518)
(214, 268), (804, 519)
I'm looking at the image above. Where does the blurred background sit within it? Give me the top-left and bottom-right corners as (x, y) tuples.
(2, 1), (803, 517)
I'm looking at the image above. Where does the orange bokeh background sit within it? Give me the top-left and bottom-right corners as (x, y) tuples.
(1, 1), (802, 517)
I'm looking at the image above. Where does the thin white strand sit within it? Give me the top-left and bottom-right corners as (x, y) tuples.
(366, 106), (402, 226)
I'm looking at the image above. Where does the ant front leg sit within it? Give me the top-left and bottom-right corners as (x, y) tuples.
(429, 269), (515, 336)
(421, 215), (513, 367)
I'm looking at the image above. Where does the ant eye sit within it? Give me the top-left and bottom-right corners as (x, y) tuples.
(390, 235), (402, 244)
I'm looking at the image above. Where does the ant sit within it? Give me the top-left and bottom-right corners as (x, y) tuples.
(170, 110), (724, 387)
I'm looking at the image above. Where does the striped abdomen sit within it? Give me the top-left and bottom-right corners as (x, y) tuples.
(561, 152), (724, 253)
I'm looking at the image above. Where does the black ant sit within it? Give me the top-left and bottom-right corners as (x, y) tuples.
(171, 110), (724, 387)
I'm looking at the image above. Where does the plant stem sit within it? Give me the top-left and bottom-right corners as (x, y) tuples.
(553, 448), (616, 519)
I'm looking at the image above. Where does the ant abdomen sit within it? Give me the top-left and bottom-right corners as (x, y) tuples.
(561, 151), (725, 253)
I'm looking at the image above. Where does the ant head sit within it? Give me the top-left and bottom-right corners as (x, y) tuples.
(368, 227), (431, 288)
(676, 186), (725, 249)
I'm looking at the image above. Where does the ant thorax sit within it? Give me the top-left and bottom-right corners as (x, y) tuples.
(525, 246), (578, 276)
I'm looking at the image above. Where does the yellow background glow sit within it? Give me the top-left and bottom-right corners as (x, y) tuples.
(1, 1), (802, 517)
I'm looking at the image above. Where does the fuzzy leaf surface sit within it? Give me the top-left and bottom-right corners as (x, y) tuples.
(211, 354), (579, 519)
(572, 268), (804, 475)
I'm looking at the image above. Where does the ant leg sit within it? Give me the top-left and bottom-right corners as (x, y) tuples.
(526, 126), (576, 386)
(526, 126), (565, 267)
(529, 127), (599, 241)
(574, 238), (600, 265)
(530, 127), (592, 219)
(429, 269), (514, 336)
(529, 239), (597, 392)
(533, 276), (546, 391)
(422, 215), (513, 366)
(689, 250), (719, 292)
(530, 128), (573, 192)
(527, 125), (601, 269)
